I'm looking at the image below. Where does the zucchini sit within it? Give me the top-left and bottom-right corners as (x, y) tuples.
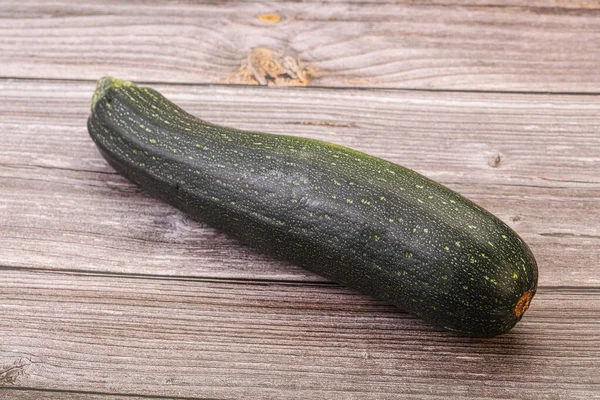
(88, 77), (538, 337)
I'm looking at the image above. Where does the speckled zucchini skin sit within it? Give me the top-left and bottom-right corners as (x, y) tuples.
(88, 77), (538, 337)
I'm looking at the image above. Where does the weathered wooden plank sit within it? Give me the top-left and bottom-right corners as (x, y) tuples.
(0, 269), (599, 399)
(0, 389), (169, 400)
(1, 1), (600, 92)
(1, 79), (599, 285)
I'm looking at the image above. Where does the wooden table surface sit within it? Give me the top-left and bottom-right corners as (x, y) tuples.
(1, 1), (599, 399)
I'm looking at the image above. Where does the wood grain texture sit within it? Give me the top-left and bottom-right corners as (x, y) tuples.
(1, 269), (599, 399)
(0, 390), (157, 400)
(2, 1), (600, 91)
(1, 79), (599, 286)
(2, 1), (599, 398)
(0, 390), (164, 400)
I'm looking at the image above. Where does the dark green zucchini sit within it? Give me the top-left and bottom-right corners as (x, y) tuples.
(88, 77), (538, 337)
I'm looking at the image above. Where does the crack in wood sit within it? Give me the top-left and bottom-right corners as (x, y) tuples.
(540, 232), (600, 240)
(1, 386), (220, 400)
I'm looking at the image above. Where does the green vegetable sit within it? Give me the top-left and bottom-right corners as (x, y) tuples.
(88, 77), (538, 337)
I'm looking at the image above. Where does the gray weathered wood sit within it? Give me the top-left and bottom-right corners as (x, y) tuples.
(2, 2), (600, 397)
(1, 269), (599, 399)
(0, 389), (158, 400)
(1, 79), (599, 286)
(1, 1), (600, 92)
